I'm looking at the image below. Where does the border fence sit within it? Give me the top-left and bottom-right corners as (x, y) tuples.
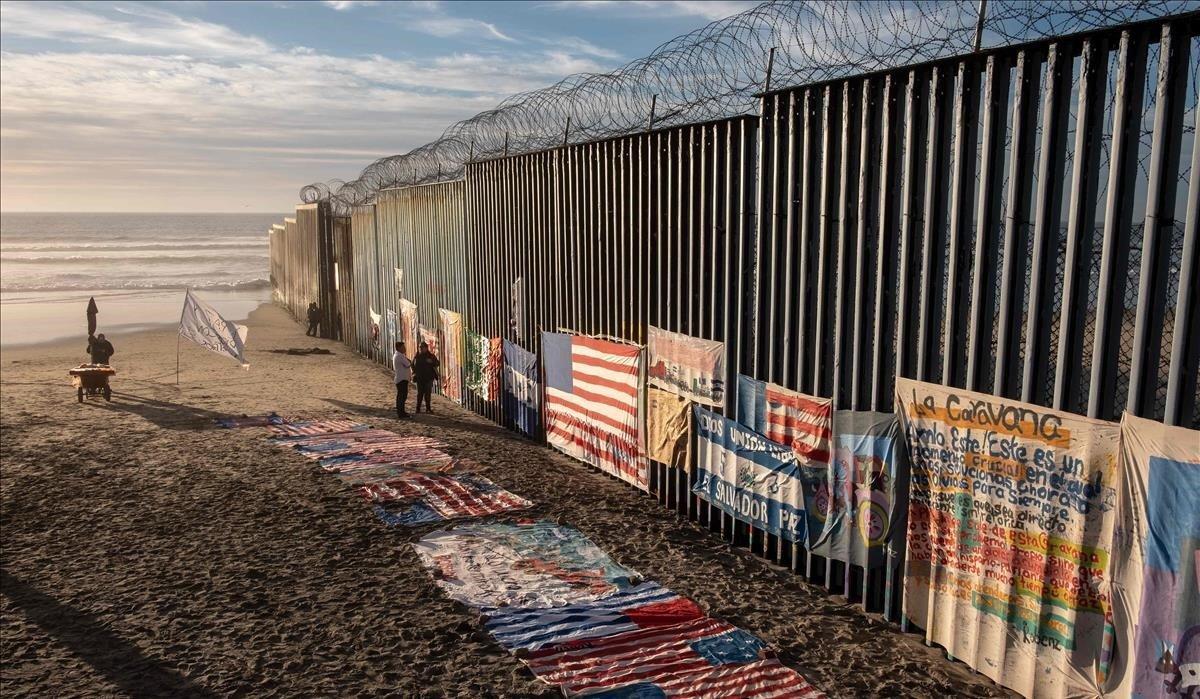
(268, 7), (1199, 663)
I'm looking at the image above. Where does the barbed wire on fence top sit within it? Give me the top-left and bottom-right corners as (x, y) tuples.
(300, 0), (1196, 214)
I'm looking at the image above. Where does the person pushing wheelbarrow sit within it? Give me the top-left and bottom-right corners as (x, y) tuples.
(70, 296), (116, 402)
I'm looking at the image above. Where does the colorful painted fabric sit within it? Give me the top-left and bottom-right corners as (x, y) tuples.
(482, 581), (703, 652)
(268, 418), (368, 437)
(502, 339), (540, 439)
(318, 448), (452, 472)
(522, 616), (823, 697)
(366, 473), (531, 525)
(413, 522), (640, 609)
(333, 458), (486, 485)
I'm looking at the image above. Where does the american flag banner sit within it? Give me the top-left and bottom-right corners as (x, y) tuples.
(366, 472), (531, 526)
(333, 457), (486, 485)
(736, 375), (832, 465)
(267, 418), (369, 437)
(482, 581), (703, 652)
(283, 432), (445, 459)
(317, 446), (452, 473)
(502, 339), (540, 439)
(542, 331), (647, 491)
(521, 615), (824, 697)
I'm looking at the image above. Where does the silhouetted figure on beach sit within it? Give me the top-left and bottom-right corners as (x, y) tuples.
(306, 302), (320, 336)
(87, 333), (115, 365)
(413, 341), (440, 414)
(393, 341), (411, 419)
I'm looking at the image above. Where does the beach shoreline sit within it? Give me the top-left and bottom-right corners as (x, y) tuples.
(1, 303), (1013, 697)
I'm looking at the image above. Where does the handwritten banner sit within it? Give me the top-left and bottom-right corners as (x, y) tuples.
(647, 326), (724, 407)
(438, 309), (463, 402)
(896, 378), (1120, 697)
(692, 405), (810, 542)
(1109, 413), (1200, 699)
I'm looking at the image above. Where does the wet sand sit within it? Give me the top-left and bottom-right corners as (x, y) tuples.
(1, 303), (1013, 697)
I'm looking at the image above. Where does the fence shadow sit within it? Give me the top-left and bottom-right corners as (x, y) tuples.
(0, 569), (215, 698)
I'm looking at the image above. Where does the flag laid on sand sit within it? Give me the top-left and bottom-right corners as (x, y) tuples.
(365, 472), (531, 526)
(333, 458), (485, 485)
(413, 521), (640, 609)
(319, 449), (453, 472)
(502, 340), (540, 438)
(542, 331), (647, 491)
(289, 433), (446, 461)
(179, 288), (249, 367)
(268, 418), (368, 437)
(215, 414), (286, 428)
(483, 581), (703, 652)
(521, 616), (823, 697)
(736, 376), (832, 464)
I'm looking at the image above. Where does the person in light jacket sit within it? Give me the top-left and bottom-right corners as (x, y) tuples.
(412, 341), (440, 414)
(392, 341), (412, 419)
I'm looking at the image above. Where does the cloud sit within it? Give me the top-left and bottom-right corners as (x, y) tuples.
(539, 36), (621, 61)
(322, 0), (379, 9)
(546, 0), (760, 22)
(409, 16), (517, 42)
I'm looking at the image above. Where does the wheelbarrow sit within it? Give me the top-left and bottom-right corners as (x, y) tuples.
(70, 364), (116, 402)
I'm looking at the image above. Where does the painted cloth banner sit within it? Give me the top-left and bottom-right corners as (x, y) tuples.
(412, 521), (640, 609)
(646, 325), (724, 407)
(438, 309), (463, 402)
(543, 331), (647, 491)
(365, 472), (531, 526)
(647, 386), (691, 471)
(502, 339), (539, 439)
(1109, 414), (1200, 699)
(692, 405), (809, 542)
(466, 332), (501, 401)
(808, 411), (906, 569)
(179, 288), (249, 367)
(399, 299), (419, 356)
(896, 378), (1121, 698)
(419, 325), (439, 358)
(510, 276), (524, 341)
(385, 309), (397, 347)
(736, 375), (832, 464)
(369, 307), (381, 351)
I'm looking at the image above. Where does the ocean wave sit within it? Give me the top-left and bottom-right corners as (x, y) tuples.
(2, 253), (269, 264)
(0, 278), (272, 292)
(0, 241), (267, 252)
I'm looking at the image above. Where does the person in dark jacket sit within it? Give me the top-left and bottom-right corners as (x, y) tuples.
(412, 341), (440, 414)
(87, 333), (115, 364)
(306, 302), (320, 336)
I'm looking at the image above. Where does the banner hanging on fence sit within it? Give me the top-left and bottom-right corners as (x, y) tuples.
(502, 339), (539, 438)
(542, 331), (647, 491)
(510, 277), (524, 341)
(807, 411), (906, 569)
(1109, 413), (1200, 699)
(647, 326), (724, 406)
(737, 375), (832, 464)
(648, 387), (691, 471)
(385, 309), (397, 346)
(419, 325), (439, 358)
(466, 333), (501, 401)
(369, 307), (381, 350)
(438, 309), (463, 402)
(896, 378), (1121, 698)
(692, 405), (810, 542)
(400, 299), (418, 356)
(394, 268), (404, 299)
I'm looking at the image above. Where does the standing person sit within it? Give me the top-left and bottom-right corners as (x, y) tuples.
(306, 301), (320, 337)
(393, 341), (412, 419)
(412, 341), (440, 414)
(86, 333), (115, 365)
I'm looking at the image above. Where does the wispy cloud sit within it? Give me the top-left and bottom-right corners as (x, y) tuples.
(539, 35), (621, 61)
(322, 1), (379, 10)
(410, 15), (517, 42)
(548, 1), (759, 22)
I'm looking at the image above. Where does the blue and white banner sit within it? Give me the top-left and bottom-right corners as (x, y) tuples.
(691, 405), (811, 542)
(502, 339), (539, 439)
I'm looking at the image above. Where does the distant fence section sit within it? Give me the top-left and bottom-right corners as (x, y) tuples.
(268, 11), (1199, 630)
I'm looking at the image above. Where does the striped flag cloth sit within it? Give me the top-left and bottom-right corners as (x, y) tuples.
(268, 418), (368, 437)
(736, 376), (832, 465)
(542, 331), (647, 491)
(366, 473), (531, 525)
(333, 458), (485, 485)
(214, 414), (286, 428)
(483, 581), (703, 652)
(287, 432), (445, 460)
(318, 448), (452, 472)
(522, 615), (824, 697)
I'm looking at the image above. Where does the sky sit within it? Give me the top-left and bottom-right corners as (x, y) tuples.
(0, 0), (758, 213)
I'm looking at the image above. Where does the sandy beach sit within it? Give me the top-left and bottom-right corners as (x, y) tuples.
(1, 303), (1013, 697)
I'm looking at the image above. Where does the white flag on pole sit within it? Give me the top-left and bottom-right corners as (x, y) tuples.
(179, 289), (249, 367)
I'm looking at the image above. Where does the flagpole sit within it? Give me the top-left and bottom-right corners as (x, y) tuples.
(177, 288), (187, 386)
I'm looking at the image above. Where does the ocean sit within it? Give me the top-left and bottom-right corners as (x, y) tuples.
(0, 212), (282, 347)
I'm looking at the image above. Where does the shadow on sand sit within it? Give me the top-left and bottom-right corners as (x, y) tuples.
(0, 569), (215, 698)
(85, 392), (228, 430)
(321, 398), (527, 442)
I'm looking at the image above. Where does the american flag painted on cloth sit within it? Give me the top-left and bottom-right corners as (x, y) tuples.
(288, 432), (445, 460)
(332, 458), (485, 485)
(318, 447), (452, 472)
(482, 581), (703, 652)
(267, 418), (368, 437)
(542, 331), (647, 491)
(522, 615), (824, 697)
(736, 375), (832, 465)
(364, 472), (531, 525)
